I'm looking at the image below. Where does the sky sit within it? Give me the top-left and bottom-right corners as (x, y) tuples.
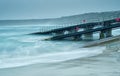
(0, 0), (120, 20)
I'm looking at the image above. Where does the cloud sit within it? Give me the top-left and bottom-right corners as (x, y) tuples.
(0, 0), (120, 20)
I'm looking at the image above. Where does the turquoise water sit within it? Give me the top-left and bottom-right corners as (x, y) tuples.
(0, 24), (120, 69)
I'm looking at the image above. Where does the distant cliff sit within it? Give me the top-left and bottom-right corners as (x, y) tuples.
(0, 10), (120, 26)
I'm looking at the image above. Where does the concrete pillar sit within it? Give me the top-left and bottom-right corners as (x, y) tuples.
(84, 33), (93, 40)
(100, 21), (112, 39)
(100, 29), (112, 39)
(105, 29), (112, 37)
(83, 26), (93, 40)
(100, 30), (105, 39)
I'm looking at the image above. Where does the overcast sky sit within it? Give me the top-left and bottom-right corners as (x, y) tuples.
(0, 0), (120, 20)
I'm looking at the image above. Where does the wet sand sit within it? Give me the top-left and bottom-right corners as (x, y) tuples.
(0, 53), (120, 76)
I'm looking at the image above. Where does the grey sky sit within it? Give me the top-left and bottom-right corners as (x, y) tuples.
(0, 0), (120, 20)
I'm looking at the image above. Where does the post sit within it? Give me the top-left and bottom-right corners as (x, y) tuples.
(99, 21), (112, 39)
(104, 22), (112, 38)
(83, 26), (93, 40)
(105, 29), (112, 37)
(100, 30), (105, 39)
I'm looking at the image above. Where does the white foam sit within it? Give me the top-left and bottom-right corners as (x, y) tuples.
(0, 47), (105, 69)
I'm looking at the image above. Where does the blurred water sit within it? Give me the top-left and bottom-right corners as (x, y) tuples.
(0, 24), (120, 69)
(0, 25), (95, 68)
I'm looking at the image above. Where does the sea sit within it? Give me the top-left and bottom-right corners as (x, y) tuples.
(0, 24), (120, 76)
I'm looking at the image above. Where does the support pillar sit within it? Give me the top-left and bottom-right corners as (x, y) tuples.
(100, 30), (105, 39)
(83, 26), (93, 40)
(84, 33), (93, 40)
(100, 21), (112, 39)
(105, 29), (112, 37)
(100, 29), (112, 39)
